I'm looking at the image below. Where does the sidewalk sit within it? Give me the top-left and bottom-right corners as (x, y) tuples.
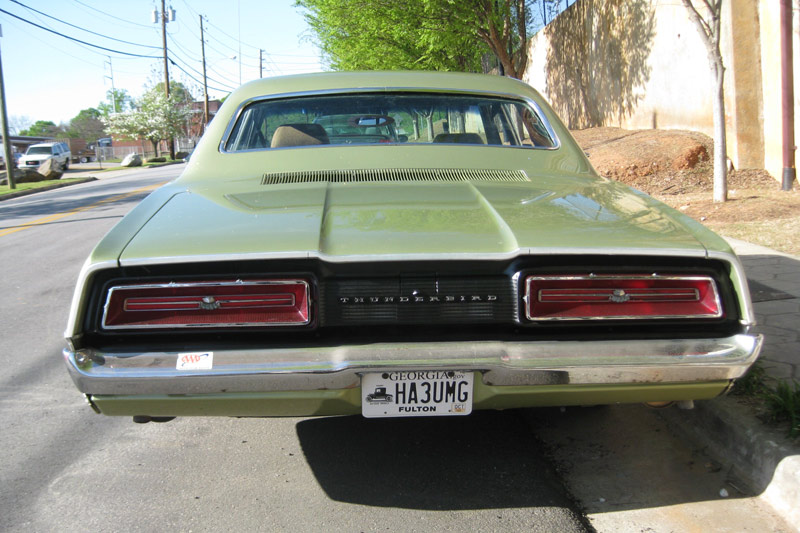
(65, 160), (185, 180)
(660, 237), (800, 525)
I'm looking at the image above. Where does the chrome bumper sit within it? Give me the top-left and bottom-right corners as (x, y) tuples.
(64, 334), (763, 396)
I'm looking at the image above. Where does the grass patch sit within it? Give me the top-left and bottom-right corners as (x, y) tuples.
(764, 380), (800, 438)
(733, 362), (800, 438)
(732, 362), (769, 397)
(0, 178), (89, 197)
(92, 160), (183, 172)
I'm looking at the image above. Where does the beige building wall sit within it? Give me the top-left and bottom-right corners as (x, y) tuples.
(525, 0), (796, 181)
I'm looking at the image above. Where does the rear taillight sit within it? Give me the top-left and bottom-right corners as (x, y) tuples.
(524, 275), (722, 321)
(102, 279), (311, 329)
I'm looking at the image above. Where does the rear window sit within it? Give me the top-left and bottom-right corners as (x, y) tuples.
(224, 93), (556, 151)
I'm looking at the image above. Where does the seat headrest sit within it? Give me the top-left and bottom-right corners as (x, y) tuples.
(270, 123), (330, 148)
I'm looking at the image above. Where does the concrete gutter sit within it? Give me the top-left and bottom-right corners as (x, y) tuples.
(658, 395), (800, 525)
(659, 237), (800, 526)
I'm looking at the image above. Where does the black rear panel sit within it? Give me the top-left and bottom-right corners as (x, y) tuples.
(77, 255), (744, 350)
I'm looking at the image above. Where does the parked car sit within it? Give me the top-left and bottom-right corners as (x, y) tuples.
(63, 71), (762, 421)
(19, 142), (71, 170)
(0, 151), (21, 169)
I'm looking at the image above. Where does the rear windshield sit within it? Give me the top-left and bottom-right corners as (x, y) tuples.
(224, 93), (556, 151)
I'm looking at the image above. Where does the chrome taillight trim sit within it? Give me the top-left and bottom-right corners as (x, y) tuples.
(523, 275), (723, 321)
(101, 279), (311, 330)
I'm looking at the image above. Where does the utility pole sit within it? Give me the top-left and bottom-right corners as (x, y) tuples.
(781, 0), (796, 191)
(200, 15), (209, 129)
(237, 0), (242, 85)
(259, 49), (263, 78)
(104, 56), (117, 112)
(0, 25), (16, 189)
(155, 0), (176, 160)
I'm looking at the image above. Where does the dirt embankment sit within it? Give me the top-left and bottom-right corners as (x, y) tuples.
(573, 127), (800, 256)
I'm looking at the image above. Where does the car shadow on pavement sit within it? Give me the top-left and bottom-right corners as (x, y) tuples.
(298, 403), (784, 516)
(296, 409), (578, 511)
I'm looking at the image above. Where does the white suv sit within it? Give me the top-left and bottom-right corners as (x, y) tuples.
(18, 142), (71, 171)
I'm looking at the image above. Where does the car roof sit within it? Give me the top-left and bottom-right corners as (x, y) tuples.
(229, 71), (540, 102)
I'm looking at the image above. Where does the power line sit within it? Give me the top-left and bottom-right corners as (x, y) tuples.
(167, 38), (238, 91)
(71, 0), (155, 29)
(168, 57), (232, 95)
(166, 34), (237, 89)
(9, 0), (161, 50)
(0, 8), (162, 58)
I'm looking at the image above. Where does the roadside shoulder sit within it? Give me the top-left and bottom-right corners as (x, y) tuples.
(0, 177), (97, 202)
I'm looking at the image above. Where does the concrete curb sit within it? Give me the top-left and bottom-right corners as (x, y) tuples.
(658, 395), (800, 525)
(0, 177), (97, 202)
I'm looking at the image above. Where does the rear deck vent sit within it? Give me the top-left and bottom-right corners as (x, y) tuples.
(261, 169), (529, 185)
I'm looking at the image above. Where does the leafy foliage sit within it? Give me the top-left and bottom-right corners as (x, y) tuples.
(19, 120), (62, 137)
(65, 108), (105, 141)
(104, 85), (193, 157)
(97, 89), (133, 117)
(296, 0), (539, 78)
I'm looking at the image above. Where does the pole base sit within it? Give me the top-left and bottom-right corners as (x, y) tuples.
(782, 167), (796, 191)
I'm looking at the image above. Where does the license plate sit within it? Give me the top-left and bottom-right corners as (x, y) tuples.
(361, 370), (474, 418)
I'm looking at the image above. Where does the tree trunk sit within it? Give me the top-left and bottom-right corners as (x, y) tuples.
(712, 60), (728, 202)
(681, 0), (728, 202)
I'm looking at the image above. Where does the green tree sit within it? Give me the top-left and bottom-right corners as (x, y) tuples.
(103, 87), (192, 158)
(97, 88), (133, 117)
(19, 120), (63, 137)
(296, 0), (537, 78)
(151, 81), (197, 105)
(66, 108), (106, 141)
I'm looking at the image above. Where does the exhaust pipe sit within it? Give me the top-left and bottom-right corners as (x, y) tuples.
(132, 415), (176, 424)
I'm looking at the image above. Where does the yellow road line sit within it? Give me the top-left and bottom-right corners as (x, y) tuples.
(0, 183), (164, 238)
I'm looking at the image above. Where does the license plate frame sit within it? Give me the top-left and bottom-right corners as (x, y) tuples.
(361, 370), (474, 418)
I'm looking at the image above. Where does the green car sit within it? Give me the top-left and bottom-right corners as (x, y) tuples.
(64, 71), (762, 421)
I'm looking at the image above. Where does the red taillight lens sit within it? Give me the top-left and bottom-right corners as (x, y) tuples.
(524, 275), (722, 321)
(102, 279), (310, 329)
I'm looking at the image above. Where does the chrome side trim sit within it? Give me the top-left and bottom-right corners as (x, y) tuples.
(65, 258), (119, 339)
(64, 334), (762, 396)
(707, 249), (757, 325)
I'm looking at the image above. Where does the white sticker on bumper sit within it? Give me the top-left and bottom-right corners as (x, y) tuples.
(177, 352), (213, 370)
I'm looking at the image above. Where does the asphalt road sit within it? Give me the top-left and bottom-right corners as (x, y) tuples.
(0, 166), (791, 532)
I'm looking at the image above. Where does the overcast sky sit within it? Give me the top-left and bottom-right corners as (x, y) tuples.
(0, 0), (324, 127)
